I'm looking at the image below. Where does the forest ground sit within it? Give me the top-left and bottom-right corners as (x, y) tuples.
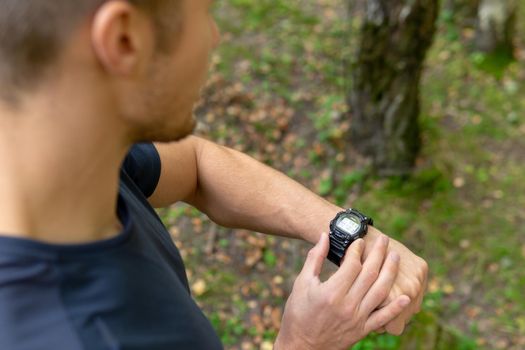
(158, 1), (525, 349)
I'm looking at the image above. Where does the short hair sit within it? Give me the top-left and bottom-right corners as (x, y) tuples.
(0, 0), (179, 104)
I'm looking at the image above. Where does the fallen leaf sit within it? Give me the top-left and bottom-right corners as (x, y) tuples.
(271, 307), (282, 329)
(191, 279), (207, 297)
(442, 283), (455, 294)
(273, 275), (284, 285)
(260, 341), (273, 350)
(245, 249), (263, 267)
(453, 177), (465, 188)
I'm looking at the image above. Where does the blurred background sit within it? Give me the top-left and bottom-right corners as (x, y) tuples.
(158, 0), (525, 349)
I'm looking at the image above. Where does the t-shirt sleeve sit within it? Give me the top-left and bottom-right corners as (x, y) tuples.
(121, 143), (162, 198)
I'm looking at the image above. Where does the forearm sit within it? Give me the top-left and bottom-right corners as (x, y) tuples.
(187, 137), (340, 244)
(154, 137), (427, 336)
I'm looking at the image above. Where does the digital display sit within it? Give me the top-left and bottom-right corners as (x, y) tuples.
(337, 217), (360, 234)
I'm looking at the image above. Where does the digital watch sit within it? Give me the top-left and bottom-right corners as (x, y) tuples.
(328, 208), (374, 266)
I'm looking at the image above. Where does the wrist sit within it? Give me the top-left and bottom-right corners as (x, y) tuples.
(275, 318), (316, 350)
(364, 225), (381, 244)
(274, 332), (294, 350)
(273, 335), (286, 350)
(274, 333), (314, 350)
(302, 205), (342, 244)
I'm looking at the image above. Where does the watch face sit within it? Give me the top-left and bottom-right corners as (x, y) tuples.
(336, 215), (361, 236)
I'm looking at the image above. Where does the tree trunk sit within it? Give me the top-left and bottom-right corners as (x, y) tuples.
(348, 0), (439, 176)
(476, 0), (517, 56)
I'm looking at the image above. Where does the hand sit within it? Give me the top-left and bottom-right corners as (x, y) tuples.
(275, 233), (411, 350)
(364, 227), (428, 335)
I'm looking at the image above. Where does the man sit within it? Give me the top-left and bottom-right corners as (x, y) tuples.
(0, 0), (427, 349)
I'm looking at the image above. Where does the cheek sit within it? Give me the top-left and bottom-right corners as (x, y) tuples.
(182, 47), (211, 90)
(178, 31), (214, 89)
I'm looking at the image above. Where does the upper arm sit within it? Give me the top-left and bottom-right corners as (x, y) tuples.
(122, 143), (163, 198)
(148, 136), (201, 208)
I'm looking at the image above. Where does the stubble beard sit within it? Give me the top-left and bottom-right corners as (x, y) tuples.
(134, 111), (197, 144)
(131, 56), (203, 144)
(132, 71), (199, 143)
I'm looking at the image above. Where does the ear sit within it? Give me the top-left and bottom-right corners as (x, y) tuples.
(91, 0), (154, 76)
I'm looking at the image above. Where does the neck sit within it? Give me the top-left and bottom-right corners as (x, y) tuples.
(0, 90), (130, 244)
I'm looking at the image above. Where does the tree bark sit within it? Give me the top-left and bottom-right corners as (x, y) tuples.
(476, 0), (517, 56)
(348, 0), (439, 176)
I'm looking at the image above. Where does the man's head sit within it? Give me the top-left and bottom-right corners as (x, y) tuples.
(0, 0), (220, 142)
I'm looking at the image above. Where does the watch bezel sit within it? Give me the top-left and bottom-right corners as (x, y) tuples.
(328, 208), (374, 266)
(329, 209), (372, 240)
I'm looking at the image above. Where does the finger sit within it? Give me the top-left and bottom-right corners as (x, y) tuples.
(375, 327), (386, 334)
(383, 270), (428, 332)
(414, 286), (425, 313)
(383, 296), (418, 335)
(414, 272), (428, 313)
(346, 235), (389, 300)
(361, 227), (381, 260)
(384, 316), (407, 336)
(300, 233), (330, 278)
(359, 251), (400, 314)
(324, 239), (364, 292)
(364, 295), (411, 334)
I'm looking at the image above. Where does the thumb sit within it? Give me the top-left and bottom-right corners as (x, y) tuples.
(301, 233), (329, 278)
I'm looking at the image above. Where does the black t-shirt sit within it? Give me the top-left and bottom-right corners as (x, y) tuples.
(0, 144), (223, 350)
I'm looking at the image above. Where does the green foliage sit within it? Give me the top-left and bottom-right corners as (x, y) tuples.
(334, 170), (367, 206)
(263, 250), (277, 268)
(227, 0), (318, 31)
(352, 333), (400, 350)
(438, 9), (460, 41)
(470, 51), (515, 79)
(210, 313), (247, 346)
(318, 176), (333, 196)
(310, 94), (347, 143)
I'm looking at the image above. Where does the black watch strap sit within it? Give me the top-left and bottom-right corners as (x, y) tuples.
(327, 231), (349, 266)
